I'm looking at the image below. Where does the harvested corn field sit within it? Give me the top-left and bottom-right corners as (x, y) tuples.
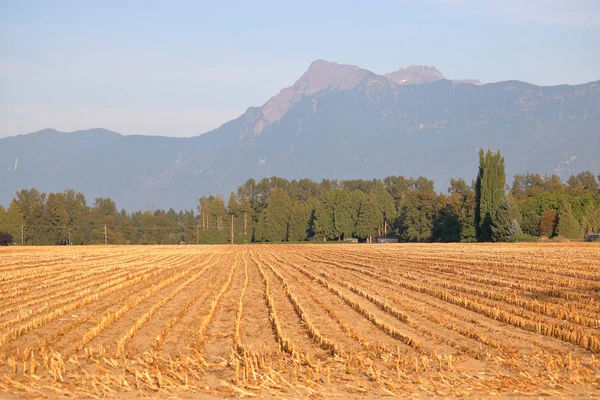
(1, 243), (600, 398)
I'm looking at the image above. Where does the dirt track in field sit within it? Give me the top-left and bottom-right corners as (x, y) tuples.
(1, 243), (599, 398)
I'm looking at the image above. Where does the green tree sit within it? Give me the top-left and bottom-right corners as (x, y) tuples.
(448, 178), (472, 197)
(374, 181), (396, 237)
(518, 199), (541, 237)
(436, 190), (476, 242)
(432, 207), (462, 242)
(491, 200), (522, 242)
(313, 192), (334, 241)
(14, 189), (46, 245)
(237, 189), (253, 243)
(581, 203), (600, 236)
(398, 189), (442, 242)
(355, 195), (380, 242)
(253, 211), (268, 242)
(118, 209), (139, 244)
(556, 201), (582, 240)
(255, 188), (291, 242)
(61, 189), (89, 244)
(287, 201), (311, 241)
(475, 149), (506, 241)
(331, 189), (354, 240)
(227, 192), (241, 243)
(0, 201), (23, 243)
(197, 196), (228, 243)
(183, 210), (197, 244)
(567, 172), (598, 195)
(43, 192), (69, 244)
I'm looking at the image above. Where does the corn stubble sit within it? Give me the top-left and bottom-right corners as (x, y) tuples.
(0, 243), (599, 398)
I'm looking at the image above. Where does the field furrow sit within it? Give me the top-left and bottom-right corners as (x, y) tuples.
(1, 243), (599, 399)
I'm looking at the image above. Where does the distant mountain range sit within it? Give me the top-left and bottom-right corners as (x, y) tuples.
(1, 60), (599, 210)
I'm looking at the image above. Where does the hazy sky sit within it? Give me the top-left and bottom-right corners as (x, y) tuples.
(1, 0), (599, 138)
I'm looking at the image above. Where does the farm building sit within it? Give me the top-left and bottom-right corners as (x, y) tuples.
(0, 232), (13, 246)
(586, 233), (600, 242)
(376, 237), (399, 243)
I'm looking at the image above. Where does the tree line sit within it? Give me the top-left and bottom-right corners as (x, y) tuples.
(1, 149), (599, 245)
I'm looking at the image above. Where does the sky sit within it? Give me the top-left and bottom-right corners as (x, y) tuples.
(1, 0), (599, 138)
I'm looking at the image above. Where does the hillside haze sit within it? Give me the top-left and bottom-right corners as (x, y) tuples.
(1, 60), (599, 210)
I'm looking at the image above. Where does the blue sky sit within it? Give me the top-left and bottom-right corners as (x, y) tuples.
(1, 0), (599, 138)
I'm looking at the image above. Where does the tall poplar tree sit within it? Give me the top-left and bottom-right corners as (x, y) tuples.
(475, 149), (506, 241)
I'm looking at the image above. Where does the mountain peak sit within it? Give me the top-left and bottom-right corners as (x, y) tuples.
(305, 59), (360, 74)
(384, 65), (445, 85)
(259, 60), (373, 130)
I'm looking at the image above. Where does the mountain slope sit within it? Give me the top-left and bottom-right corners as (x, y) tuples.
(1, 62), (599, 210)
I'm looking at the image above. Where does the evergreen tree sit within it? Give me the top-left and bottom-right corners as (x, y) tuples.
(355, 195), (380, 242)
(331, 189), (354, 240)
(491, 200), (522, 242)
(581, 203), (600, 235)
(349, 190), (365, 232)
(475, 149), (506, 241)
(556, 202), (582, 240)
(313, 192), (334, 241)
(518, 200), (541, 236)
(287, 201), (311, 241)
(257, 188), (291, 242)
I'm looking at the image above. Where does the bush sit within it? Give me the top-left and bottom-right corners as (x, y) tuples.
(508, 234), (538, 243)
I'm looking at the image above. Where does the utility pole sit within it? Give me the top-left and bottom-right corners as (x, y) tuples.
(68, 229), (71, 245)
(244, 212), (247, 235)
(196, 224), (199, 245)
(104, 225), (108, 245)
(21, 225), (24, 245)
(231, 215), (234, 244)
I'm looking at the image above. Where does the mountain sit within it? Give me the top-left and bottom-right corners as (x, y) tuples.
(384, 65), (445, 84)
(1, 61), (599, 210)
